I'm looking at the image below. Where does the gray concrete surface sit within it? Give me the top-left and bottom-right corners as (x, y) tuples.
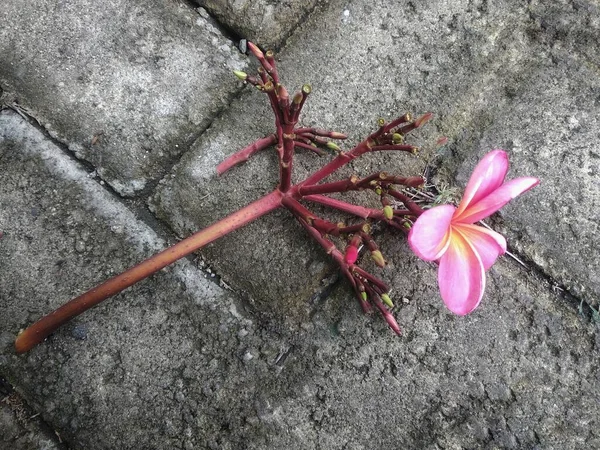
(196, 0), (322, 50)
(1, 0), (600, 448)
(0, 0), (246, 196)
(1, 378), (64, 450)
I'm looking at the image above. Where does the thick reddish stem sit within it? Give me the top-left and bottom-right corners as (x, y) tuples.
(15, 190), (283, 353)
(217, 134), (278, 175)
(304, 194), (386, 221)
(297, 176), (359, 196)
(297, 141), (370, 187)
(293, 141), (326, 156)
(279, 124), (296, 192)
(388, 189), (425, 215)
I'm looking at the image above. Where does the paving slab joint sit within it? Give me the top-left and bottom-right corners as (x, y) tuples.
(0, 376), (67, 449)
(187, 0), (245, 45)
(505, 245), (599, 326)
(193, 0), (325, 51)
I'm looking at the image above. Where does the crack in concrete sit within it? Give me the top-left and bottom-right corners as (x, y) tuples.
(504, 243), (599, 325)
(0, 376), (69, 450)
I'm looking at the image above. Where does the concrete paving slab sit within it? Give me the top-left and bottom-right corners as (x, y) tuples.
(2, 109), (599, 449)
(447, 0), (600, 306)
(0, 109), (260, 449)
(0, 0), (247, 196)
(196, 0), (321, 50)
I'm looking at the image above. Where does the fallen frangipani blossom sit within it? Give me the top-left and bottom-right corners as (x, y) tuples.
(408, 150), (539, 315)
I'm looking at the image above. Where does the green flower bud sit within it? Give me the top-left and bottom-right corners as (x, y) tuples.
(371, 250), (386, 268)
(383, 205), (394, 220)
(233, 70), (248, 81)
(381, 293), (394, 308)
(326, 142), (341, 152)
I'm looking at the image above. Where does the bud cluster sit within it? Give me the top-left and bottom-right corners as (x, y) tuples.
(222, 44), (439, 334)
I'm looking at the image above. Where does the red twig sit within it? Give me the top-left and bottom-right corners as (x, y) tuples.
(216, 134), (278, 175)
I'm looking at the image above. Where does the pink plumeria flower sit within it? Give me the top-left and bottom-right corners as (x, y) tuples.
(408, 150), (539, 315)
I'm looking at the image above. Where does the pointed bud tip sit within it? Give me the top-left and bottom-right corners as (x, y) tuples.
(233, 70), (247, 81)
(326, 142), (341, 152)
(302, 84), (312, 94)
(436, 136), (448, 146)
(361, 291), (368, 302)
(330, 132), (347, 139)
(383, 312), (402, 335)
(415, 112), (433, 127)
(381, 293), (394, 308)
(247, 41), (264, 58)
(371, 250), (386, 268)
(383, 205), (394, 220)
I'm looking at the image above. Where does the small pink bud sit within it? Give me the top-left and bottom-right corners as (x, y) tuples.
(247, 42), (264, 59)
(345, 246), (359, 265)
(384, 312), (402, 336)
(415, 112), (433, 127)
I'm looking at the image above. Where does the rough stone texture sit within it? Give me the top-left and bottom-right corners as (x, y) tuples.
(196, 0), (321, 50)
(2, 110), (600, 449)
(0, 0), (246, 196)
(447, 0), (600, 306)
(1, 380), (64, 450)
(0, 110), (257, 449)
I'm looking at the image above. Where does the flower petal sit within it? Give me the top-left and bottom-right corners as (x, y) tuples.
(453, 223), (506, 270)
(457, 177), (540, 223)
(455, 150), (509, 218)
(438, 230), (486, 315)
(408, 204), (455, 261)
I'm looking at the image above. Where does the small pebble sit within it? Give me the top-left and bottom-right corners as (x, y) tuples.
(71, 324), (88, 340)
(75, 240), (86, 253)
